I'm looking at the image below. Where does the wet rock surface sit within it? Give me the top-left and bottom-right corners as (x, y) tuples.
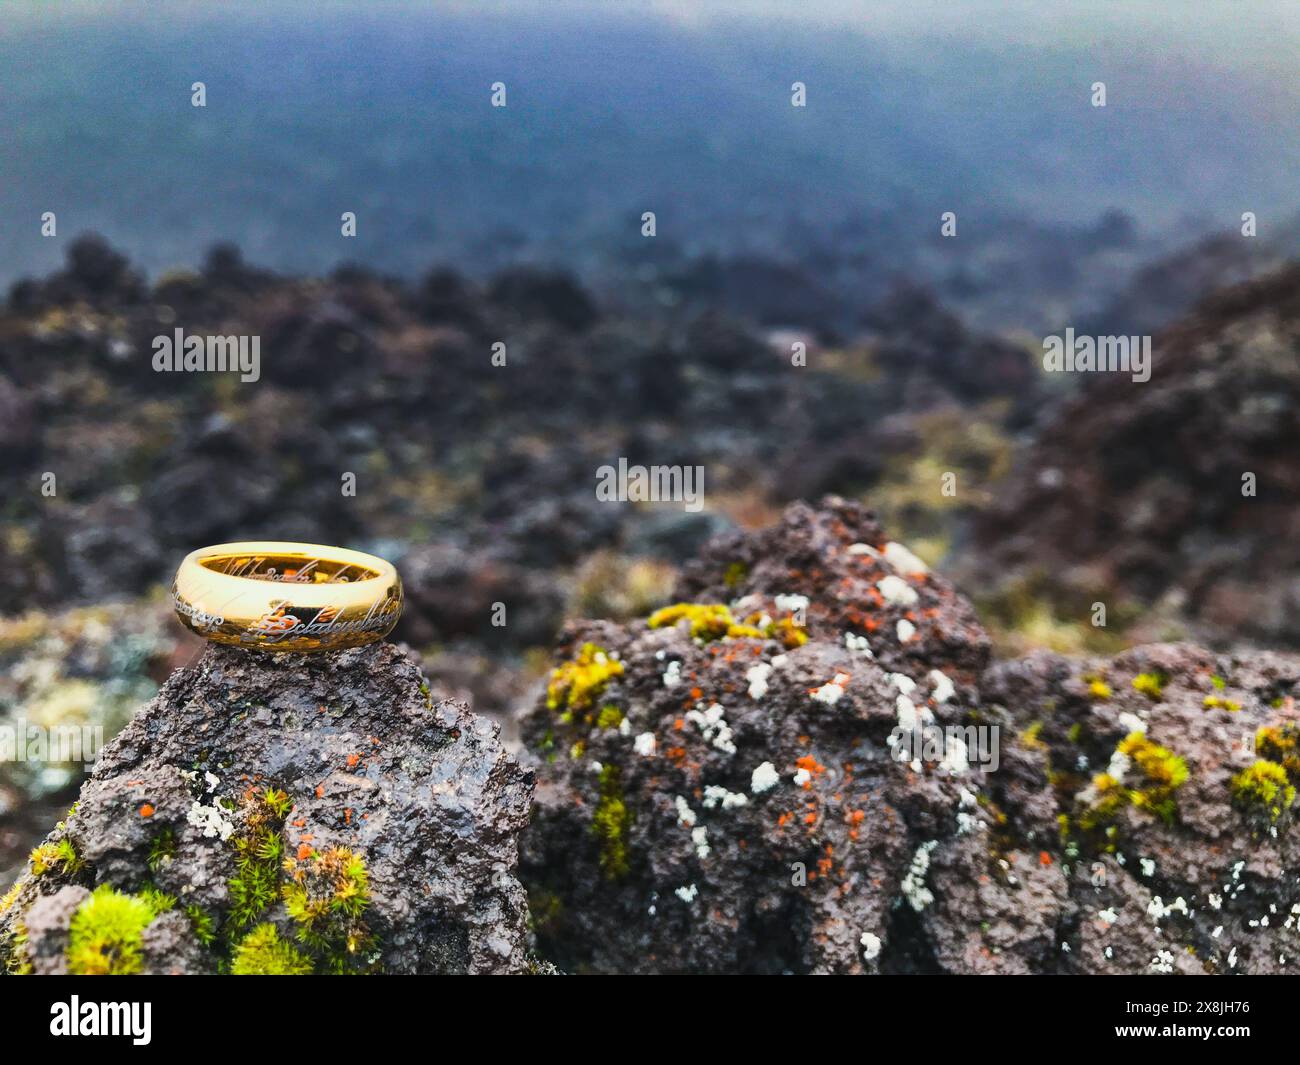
(1, 642), (536, 975)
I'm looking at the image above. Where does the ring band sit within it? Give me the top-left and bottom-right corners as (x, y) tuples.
(172, 541), (403, 653)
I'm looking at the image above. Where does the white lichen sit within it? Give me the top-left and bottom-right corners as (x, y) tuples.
(877, 575), (918, 607)
(186, 800), (235, 842)
(810, 672), (850, 705)
(860, 931), (882, 961)
(662, 660), (682, 688)
(691, 825), (710, 859)
(882, 541), (929, 576)
(774, 593), (809, 615)
(901, 840), (938, 911)
(844, 632), (874, 659)
(702, 784), (749, 810)
(751, 761), (780, 794)
(685, 702), (737, 755)
(927, 669), (955, 704)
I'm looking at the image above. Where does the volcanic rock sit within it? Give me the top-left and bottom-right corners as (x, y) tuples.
(1, 642), (537, 975)
(519, 497), (993, 973)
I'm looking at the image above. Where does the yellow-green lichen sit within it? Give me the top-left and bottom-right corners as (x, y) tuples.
(546, 642), (624, 714)
(647, 602), (807, 648)
(1203, 695), (1241, 712)
(591, 764), (630, 879)
(1080, 731), (1188, 831)
(1230, 760), (1296, 825)
(1131, 672), (1168, 701)
(596, 704), (624, 729)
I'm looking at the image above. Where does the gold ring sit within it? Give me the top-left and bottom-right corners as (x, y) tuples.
(171, 541), (403, 653)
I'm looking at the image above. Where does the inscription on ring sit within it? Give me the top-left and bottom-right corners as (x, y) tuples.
(172, 592), (224, 629)
(241, 598), (400, 644)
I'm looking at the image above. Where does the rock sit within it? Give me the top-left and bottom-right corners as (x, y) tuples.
(519, 496), (993, 973)
(1, 642), (536, 975)
(22, 885), (91, 975)
(970, 263), (1300, 649)
(519, 498), (1300, 975)
(980, 642), (1300, 975)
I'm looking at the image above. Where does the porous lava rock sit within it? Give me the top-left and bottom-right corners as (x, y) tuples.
(519, 497), (997, 973)
(978, 642), (1300, 975)
(1, 642), (537, 975)
(520, 498), (1300, 974)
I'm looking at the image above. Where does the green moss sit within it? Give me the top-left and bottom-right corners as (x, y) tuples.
(1256, 723), (1300, 776)
(230, 923), (313, 975)
(538, 728), (557, 763)
(281, 847), (374, 973)
(1132, 672), (1168, 701)
(591, 764), (630, 879)
(146, 829), (177, 873)
(185, 904), (216, 947)
(527, 887), (563, 933)
(1231, 761), (1296, 824)
(66, 885), (155, 975)
(29, 838), (83, 878)
(137, 885), (176, 917)
(546, 642), (624, 713)
(227, 786), (291, 933)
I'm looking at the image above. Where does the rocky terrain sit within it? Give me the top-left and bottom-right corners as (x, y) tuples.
(970, 263), (1300, 652)
(519, 499), (1300, 974)
(4, 496), (1298, 975)
(1, 641), (538, 974)
(1, 237), (1297, 971)
(0, 234), (1034, 871)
